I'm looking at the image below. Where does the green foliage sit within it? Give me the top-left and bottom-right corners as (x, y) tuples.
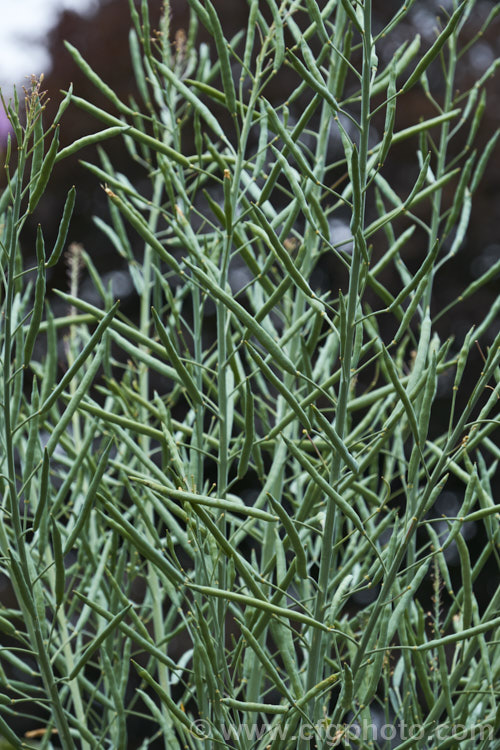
(0, 2), (499, 748)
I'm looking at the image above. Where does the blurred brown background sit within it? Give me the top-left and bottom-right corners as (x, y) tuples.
(30, 0), (500, 447)
(7, 0), (496, 336)
(0, 1), (498, 745)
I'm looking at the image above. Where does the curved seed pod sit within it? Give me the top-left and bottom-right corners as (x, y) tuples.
(391, 276), (426, 343)
(8, 553), (36, 618)
(340, 0), (363, 32)
(51, 518), (65, 608)
(455, 533), (472, 631)
(237, 380), (254, 479)
(366, 169), (458, 237)
(417, 614), (500, 652)
(39, 300), (119, 414)
(401, 2), (466, 93)
(269, 616), (305, 699)
(404, 151), (431, 207)
(103, 188), (181, 273)
(326, 574), (354, 626)
(443, 152), (475, 236)
(293, 673), (340, 712)
(56, 127), (127, 163)
(377, 65), (397, 167)
(64, 42), (136, 117)
(0, 714), (23, 749)
(239, 621), (295, 702)
(33, 448), (50, 532)
(338, 663), (353, 713)
(185, 0), (212, 31)
(283, 435), (384, 568)
(350, 143), (361, 233)
(75, 590), (178, 670)
(248, 208), (322, 309)
(470, 129), (500, 193)
(53, 83), (73, 126)
(304, 0), (328, 43)
(388, 239), (438, 312)
(267, 493), (307, 579)
(28, 125), (59, 213)
(204, 0), (237, 114)
(243, 0), (258, 75)
(286, 50), (340, 115)
(155, 56), (229, 142)
(245, 342), (311, 431)
(63, 438), (114, 555)
(152, 307), (201, 404)
(132, 660), (206, 736)
(265, 0), (284, 71)
(35, 223), (45, 263)
(129, 28), (149, 105)
(23, 260), (46, 367)
(64, 91), (192, 167)
(23, 377), (40, 495)
(310, 404), (359, 475)
(458, 257), (500, 303)
(221, 696), (288, 714)
(187, 582), (357, 640)
(68, 605), (132, 680)
(183, 257), (297, 375)
(223, 167), (232, 230)
(46, 186), (76, 267)
(381, 344), (420, 444)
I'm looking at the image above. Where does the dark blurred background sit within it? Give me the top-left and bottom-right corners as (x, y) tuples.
(1, 0), (496, 342)
(21, 0), (500, 490)
(0, 0), (497, 327)
(0, 0), (498, 746)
